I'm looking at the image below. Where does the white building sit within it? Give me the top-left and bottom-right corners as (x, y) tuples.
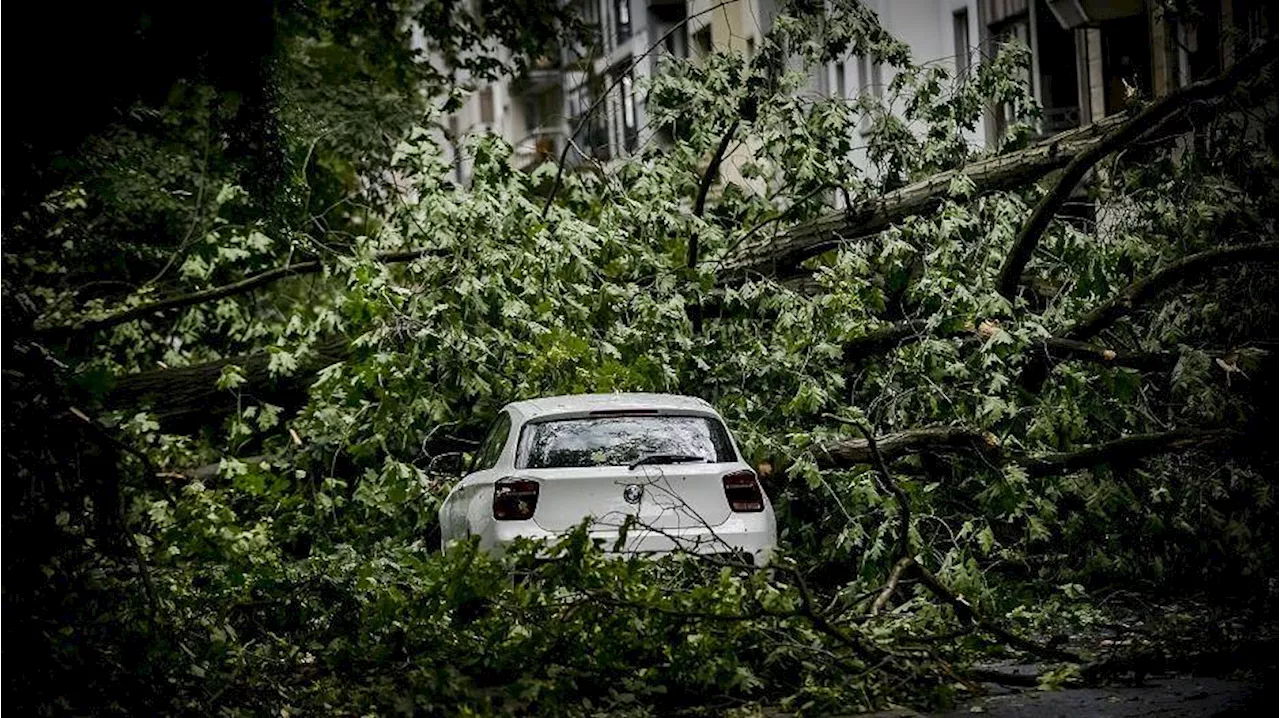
(813, 0), (986, 185)
(441, 0), (780, 184)
(439, 0), (1272, 185)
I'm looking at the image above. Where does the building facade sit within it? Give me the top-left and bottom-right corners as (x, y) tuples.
(441, 0), (778, 183)
(440, 0), (1272, 185)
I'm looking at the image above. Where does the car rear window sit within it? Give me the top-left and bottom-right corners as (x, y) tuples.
(516, 414), (736, 469)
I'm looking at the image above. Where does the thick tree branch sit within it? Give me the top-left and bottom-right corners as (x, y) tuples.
(1018, 241), (1279, 388)
(694, 120), (741, 220)
(688, 119), (742, 268)
(857, 423), (912, 563)
(1032, 337), (1170, 372)
(1062, 242), (1279, 342)
(841, 319), (935, 363)
(1018, 428), (1238, 477)
(995, 39), (1277, 301)
(870, 556), (915, 616)
(815, 427), (1001, 468)
(44, 248), (448, 336)
(98, 335), (354, 429)
(722, 114), (1131, 278)
(815, 426), (1235, 476)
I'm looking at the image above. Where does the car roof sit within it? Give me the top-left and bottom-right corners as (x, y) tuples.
(504, 392), (717, 422)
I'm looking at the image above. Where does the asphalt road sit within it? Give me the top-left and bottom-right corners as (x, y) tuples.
(858, 675), (1270, 717)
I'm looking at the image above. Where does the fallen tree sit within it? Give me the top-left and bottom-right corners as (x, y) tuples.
(812, 426), (1236, 476)
(38, 115), (1114, 341)
(10, 5), (1277, 716)
(995, 38), (1278, 301)
(97, 335), (354, 428)
(40, 49), (1269, 343)
(720, 114), (1129, 279)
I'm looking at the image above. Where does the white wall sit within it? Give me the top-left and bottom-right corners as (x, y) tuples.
(831, 0), (988, 188)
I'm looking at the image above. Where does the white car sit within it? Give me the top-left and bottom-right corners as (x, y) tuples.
(438, 393), (777, 566)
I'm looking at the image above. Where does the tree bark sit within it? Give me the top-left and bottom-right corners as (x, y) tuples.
(1062, 242), (1279, 342)
(1019, 241), (1279, 388)
(841, 319), (936, 363)
(813, 426), (1235, 475)
(98, 335), (354, 430)
(1032, 337), (1171, 371)
(1019, 428), (1237, 477)
(814, 427), (1001, 468)
(721, 114), (1130, 278)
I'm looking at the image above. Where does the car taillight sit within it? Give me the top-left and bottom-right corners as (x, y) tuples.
(493, 478), (539, 520)
(723, 470), (764, 512)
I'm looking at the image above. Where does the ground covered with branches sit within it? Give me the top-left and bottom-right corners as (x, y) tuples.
(4, 1), (1278, 715)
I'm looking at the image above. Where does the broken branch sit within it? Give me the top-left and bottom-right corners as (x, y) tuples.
(995, 39), (1277, 301)
(44, 248), (448, 337)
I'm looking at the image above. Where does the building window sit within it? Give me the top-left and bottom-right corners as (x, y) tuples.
(615, 0), (631, 44)
(693, 26), (712, 57)
(855, 55), (883, 99)
(523, 87), (558, 133)
(1235, 0), (1275, 49)
(664, 25), (688, 58)
(1100, 13), (1151, 115)
(569, 76), (611, 162)
(854, 54), (883, 132)
(834, 61), (846, 98)
(1033, 0), (1080, 133)
(610, 61), (639, 153)
(653, 3), (687, 57)
(953, 8), (971, 79)
(479, 87), (495, 125)
(1176, 7), (1222, 86)
(575, 0), (601, 48)
(622, 74), (637, 151)
(982, 0), (1029, 25)
(987, 13), (1031, 140)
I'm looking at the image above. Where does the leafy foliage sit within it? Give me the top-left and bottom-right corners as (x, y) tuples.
(4, 0), (1277, 714)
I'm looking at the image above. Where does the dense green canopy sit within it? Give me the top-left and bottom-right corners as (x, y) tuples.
(4, 0), (1276, 714)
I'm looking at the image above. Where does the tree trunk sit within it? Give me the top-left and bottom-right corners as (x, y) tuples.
(721, 115), (1129, 279)
(814, 427), (1001, 468)
(813, 426), (1235, 475)
(99, 335), (353, 430)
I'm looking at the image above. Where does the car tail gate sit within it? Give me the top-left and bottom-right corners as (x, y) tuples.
(523, 464), (740, 532)
(523, 467), (644, 532)
(632, 462), (740, 529)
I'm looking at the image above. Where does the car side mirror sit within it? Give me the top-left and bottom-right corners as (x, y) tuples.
(427, 451), (466, 478)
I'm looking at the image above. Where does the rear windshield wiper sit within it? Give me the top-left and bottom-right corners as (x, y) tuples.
(628, 454), (707, 470)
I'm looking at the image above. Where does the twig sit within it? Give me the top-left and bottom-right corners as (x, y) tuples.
(686, 117), (742, 277)
(910, 561), (1083, 664)
(856, 422), (912, 563)
(870, 556), (915, 616)
(45, 246), (449, 336)
(66, 406), (166, 623)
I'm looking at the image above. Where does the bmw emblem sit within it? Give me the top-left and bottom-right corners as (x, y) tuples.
(623, 484), (644, 504)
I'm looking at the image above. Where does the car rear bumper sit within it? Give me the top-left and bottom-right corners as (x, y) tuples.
(479, 513), (777, 566)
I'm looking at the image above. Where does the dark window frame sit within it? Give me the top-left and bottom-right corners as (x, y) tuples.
(614, 0), (631, 44)
(953, 8), (971, 79)
(471, 412), (512, 472)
